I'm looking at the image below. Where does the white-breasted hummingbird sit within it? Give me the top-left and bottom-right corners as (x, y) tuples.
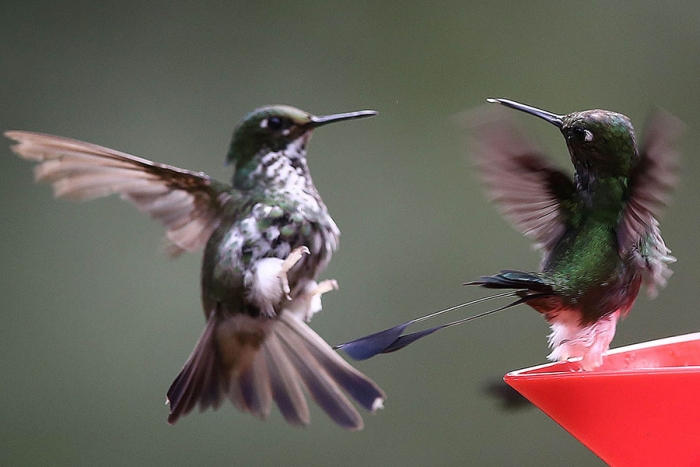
(7, 105), (385, 429)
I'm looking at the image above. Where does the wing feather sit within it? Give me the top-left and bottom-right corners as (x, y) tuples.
(464, 109), (577, 252)
(618, 110), (682, 253)
(6, 130), (231, 255)
(618, 110), (683, 294)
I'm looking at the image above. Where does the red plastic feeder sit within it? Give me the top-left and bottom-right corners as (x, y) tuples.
(504, 332), (700, 467)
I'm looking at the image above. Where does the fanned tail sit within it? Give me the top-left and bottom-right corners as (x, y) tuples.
(166, 311), (385, 430)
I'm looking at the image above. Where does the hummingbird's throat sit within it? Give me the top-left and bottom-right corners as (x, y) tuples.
(249, 137), (319, 198)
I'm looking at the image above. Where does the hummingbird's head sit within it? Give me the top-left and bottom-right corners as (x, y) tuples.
(227, 105), (376, 190)
(560, 110), (638, 177)
(488, 99), (639, 177)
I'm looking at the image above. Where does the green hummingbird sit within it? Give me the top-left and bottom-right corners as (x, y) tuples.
(337, 99), (681, 370)
(6, 105), (385, 429)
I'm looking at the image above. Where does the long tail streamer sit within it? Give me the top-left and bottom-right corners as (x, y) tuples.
(335, 291), (548, 360)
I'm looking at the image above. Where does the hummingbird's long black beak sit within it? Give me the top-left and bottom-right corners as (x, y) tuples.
(487, 98), (563, 128)
(309, 110), (378, 128)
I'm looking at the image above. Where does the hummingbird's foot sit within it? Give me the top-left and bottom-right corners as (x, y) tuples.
(301, 279), (339, 322)
(314, 279), (339, 297)
(279, 246), (310, 300)
(285, 279), (339, 322)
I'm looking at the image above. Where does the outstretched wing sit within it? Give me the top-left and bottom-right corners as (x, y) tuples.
(465, 108), (577, 252)
(617, 110), (683, 294)
(6, 131), (232, 255)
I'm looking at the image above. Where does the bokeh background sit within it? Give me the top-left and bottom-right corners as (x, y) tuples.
(2, 2), (699, 466)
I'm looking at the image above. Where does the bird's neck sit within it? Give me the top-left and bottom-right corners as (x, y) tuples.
(575, 169), (628, 224)
(234, 143), (325, 212)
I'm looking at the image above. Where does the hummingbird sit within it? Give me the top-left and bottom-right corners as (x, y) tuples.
(6, 105), (385, 429)
(336, 98), (681, 370)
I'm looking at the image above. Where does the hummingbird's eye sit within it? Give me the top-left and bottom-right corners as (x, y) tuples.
(264, 116), (284, 131)
(570, 127), (594, 143)
(261, 116), (287, 132)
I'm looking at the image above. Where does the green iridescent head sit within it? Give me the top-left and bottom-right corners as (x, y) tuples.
(226, 105), (376, 189)
(488, 98), (639, 177)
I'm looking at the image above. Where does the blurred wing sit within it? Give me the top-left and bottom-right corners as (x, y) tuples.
(466, 109), (577, 252)
(618, 110), (683, 294)
(618, 110), (682, 254)
(6, 130), (232, 255)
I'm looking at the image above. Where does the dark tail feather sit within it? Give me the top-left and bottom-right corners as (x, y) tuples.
(231, 347), (273, 420)
(466, 270), (554, 293)
(261, 334), (310, 426)
(167, 315), (225, 424)
(273, 312), (385, 429)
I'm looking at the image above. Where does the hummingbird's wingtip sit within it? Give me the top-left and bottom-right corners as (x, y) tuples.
(486, 98), (501, 104)
(4, 130), (21, 140)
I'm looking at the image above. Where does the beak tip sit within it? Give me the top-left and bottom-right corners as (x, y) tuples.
(485, 98), (563, 128)
(310, 109), (378, 127)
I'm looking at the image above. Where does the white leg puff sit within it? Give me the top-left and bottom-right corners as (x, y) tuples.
(245, 246), (311, 316)
(547, 310), (621, 370)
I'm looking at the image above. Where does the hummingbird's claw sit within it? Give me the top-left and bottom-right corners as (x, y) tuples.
(314, 279), (339, 296)
(282, 278), (339, 322)
(299, 279), (338, 322)
(279, 246), (311, 300)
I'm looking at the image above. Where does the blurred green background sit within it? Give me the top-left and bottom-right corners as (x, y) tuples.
(2, 1), (699, 466)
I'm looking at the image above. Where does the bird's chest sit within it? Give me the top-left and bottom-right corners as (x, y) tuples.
(203, 200), (338, 303)
(544, 219), (621, 287)
(541, 219), (639, 323)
